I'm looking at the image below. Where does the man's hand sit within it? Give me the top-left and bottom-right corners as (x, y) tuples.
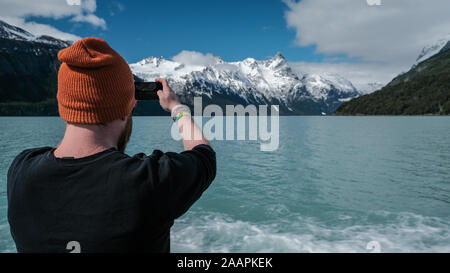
(155, 78), (180, 112)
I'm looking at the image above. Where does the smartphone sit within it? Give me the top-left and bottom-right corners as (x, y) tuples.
(135, 82), (163, 100)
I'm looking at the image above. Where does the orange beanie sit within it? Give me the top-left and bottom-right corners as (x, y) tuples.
(57, 37), (135, 124)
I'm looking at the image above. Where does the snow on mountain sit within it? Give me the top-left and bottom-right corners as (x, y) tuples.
(132, 56), (207, 81)
(0, 20), (34, 41)
(414, 34), (450, 66)
(357, 82), (385, 94)
(130, 52), (360, 114)
(0, 20), (71, 47)
(302, 73), (356, 99)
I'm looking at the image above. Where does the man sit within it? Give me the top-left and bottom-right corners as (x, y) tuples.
(7, 38), (216, 253)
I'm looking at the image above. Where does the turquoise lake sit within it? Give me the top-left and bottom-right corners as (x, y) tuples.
(0, 116), (449, 252)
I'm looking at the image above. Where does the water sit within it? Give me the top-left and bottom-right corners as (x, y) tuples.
(0, 116), (449, 253)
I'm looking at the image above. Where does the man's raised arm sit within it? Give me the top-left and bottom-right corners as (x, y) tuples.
(155, 78), (211, 150)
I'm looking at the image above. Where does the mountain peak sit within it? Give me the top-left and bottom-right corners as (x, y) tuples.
(266, 52), (289, 71)
(0, 19), (71, 47)
(137, 56), (167, 66)
(0, 19), (34, 42)
(272, 52), (286, 61)
(415, 34), (450, 66)
(243, 57), (257, 63)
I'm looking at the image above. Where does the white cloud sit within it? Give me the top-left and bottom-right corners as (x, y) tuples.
(81, 0), (97, 13)
(173, 51), (223, 66)
(71, 13), (105, 27)
(283, 0), (450, 91)
(0, 0), (106, 41)
(284, 0), (450, 64)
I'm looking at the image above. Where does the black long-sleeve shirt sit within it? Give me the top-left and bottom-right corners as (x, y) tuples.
(7, 144), (216, 253)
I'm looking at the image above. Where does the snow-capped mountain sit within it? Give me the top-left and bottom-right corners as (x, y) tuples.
(130, 52), (360, 115)
(0, 20), (72, 47)
(414, 34), (450, 66)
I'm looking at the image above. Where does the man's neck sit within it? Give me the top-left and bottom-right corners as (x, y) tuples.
(54, 143), (114, 159)
(54, 124), (119, 159)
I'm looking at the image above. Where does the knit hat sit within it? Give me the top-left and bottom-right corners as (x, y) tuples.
(57, 37), (135, 124)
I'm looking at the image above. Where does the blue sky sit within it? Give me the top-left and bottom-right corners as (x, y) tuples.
(25, 0), (325, 63)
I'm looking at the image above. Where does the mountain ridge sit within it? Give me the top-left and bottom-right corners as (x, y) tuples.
(130, 53), (360, 115)
(414, 34), (450, 67)
(335, 41), (450, 116)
